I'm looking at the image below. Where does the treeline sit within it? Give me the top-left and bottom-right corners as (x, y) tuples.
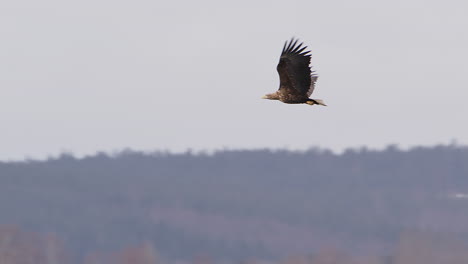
(2, 224), (468, 264)
(1, 145), (468, 263)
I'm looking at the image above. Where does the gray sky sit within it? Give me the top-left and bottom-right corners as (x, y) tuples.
(1, 0), (467, 160)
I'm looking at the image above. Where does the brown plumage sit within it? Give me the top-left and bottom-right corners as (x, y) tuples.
(262, 38), (326, 106)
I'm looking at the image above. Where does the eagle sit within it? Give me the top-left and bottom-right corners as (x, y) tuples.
(262, 38), (326, 106)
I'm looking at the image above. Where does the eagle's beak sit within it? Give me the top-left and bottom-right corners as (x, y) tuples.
(261, 95), (268, 99)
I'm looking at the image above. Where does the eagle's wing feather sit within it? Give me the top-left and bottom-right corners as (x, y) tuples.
(276, 38), (317, 96)
(308, 73), (318, 97)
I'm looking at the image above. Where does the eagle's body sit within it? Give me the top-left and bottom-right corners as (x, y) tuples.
(263, 38), (326, 106)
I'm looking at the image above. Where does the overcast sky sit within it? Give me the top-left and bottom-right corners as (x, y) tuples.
(1, 0), (467, 160)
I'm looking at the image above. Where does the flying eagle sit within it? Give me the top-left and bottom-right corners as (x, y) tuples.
(262, 38), (326, 106)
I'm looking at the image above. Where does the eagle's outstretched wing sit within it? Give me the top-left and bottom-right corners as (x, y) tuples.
(276, 38), (317, 96)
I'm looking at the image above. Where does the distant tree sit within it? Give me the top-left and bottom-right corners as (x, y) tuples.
(352, 255), (386, 264)
(281, 255), (313, 264)
(310, 247), (350, 264)
(192, 253), (213, 264)
(116, 242), (159, 264)
(43, 233), (70, 264)
(0, 225), (70, 264)
(84, 242), (159, 264)
(393, 231), (468, 264)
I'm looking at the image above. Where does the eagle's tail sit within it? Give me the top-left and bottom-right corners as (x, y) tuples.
(306, 99), (327, 106)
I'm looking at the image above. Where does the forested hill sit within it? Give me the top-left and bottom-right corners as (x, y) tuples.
(1, 145), (468, 263)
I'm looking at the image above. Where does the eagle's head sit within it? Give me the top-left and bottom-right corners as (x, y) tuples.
(262, 93), (279, 100)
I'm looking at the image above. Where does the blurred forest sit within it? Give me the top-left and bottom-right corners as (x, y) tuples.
(1, 144), (468, 264)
